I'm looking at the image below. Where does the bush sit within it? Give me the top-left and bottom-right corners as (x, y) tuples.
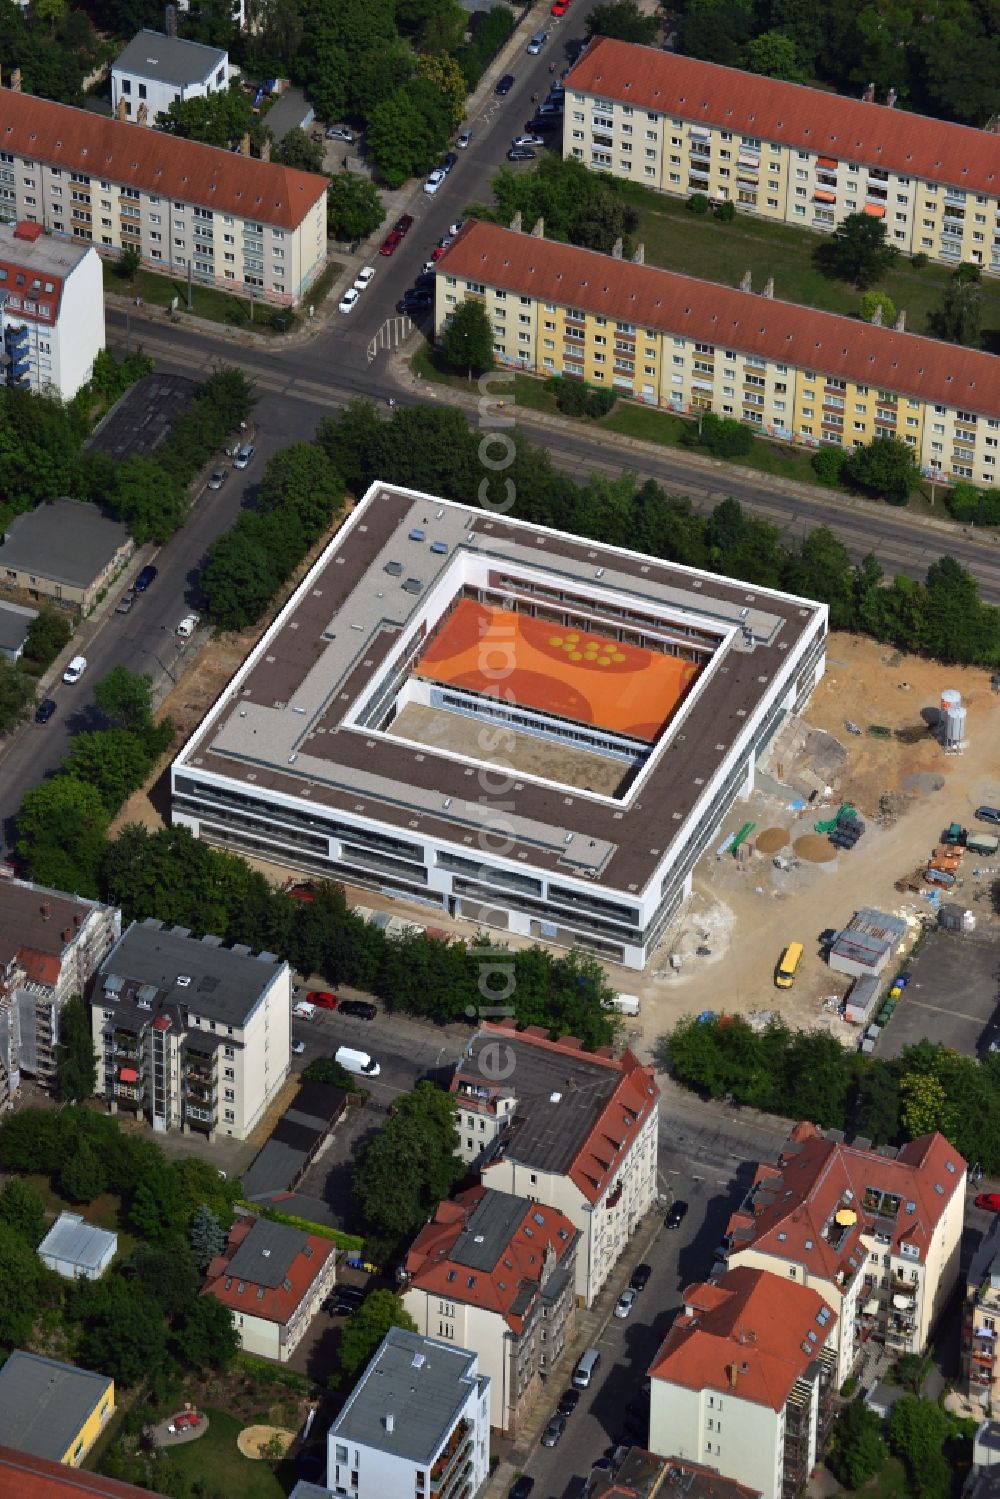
(946, 481), (1000, 526)
(545, 377), (616, 419)
(456, 5), (516, 88)
(911, 251), (929, 268)
(715, 199), (736, 222)
(812, 445), (850, 487)
(687, 193), (710, 214)
(699, 411), (754, 458)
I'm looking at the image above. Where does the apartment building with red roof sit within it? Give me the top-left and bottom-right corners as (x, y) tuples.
(451, 1022), (659, 1307)
(202, 1214), (336, 1361)
(400, 1184), (579, 1433)
(434, 219), (1000, 487)
(583, 1449), (762, 1499)
(648, 1266), (838, 1499)
(0, 219), (103, 399)
(721, 1122), (966, 1386)
(563, 38), (1000, 274)
(0, 88), (327, 305)
(0, 1445), (167, 1499)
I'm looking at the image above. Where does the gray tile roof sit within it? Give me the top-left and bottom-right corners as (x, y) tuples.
(1, 498), (131, 590)
(113, 29), (227, 86)
(331, 1327), (483, 1465)
(97, 919), (285, 1028)
(227, 1218), (309, 1289)
(0, 1352), (112, 1461)
(0, 601), (37, 656)
(38, 1212), (117, 1272)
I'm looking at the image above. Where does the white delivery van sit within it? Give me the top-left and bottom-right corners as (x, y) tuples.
(610, 993), (641, 1016)
(335, 1046), (381, 1077)
(293, 1000), (316, 1019)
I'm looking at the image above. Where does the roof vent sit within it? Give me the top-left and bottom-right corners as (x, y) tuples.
(549, 1091), (562, 1103)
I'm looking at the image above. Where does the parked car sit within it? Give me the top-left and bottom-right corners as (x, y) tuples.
(508, 1479), (535, 1499)
(630, 1263), (652, 1292)
(557, 1388), (580, 1417)
(339, 287), (360, 314)
(665, 1199), (689, 1229)
(976, 1193), (1000, 1212)
(308, 990), (339, 1009)
(379, 229), (402, 256)
(430, 244), (448, 262)
(398, 290), (433, 314)
(525, 115), (559, 133)
(512, 134), (544, 147)
(438, 235), (455, 250)
(234, 444), (255, 469)
(63, 655), (87, 684)
(326, 126), (354, 142)
(414, 272), (436, 289)
(495, 73), (515, 96)
(424, 169), (446, 195)
(456, 129), (472, 149)
(540, 1414), (566, 1448)
(551, 0), (570, 13)
(175, 613), (200, 639)
(291, 1040), (306, 1055)
(339, 999), (377, 1020)
(614, 1288), (637, 1319)
(115, 591), (135, 614)
(207, 467), (228, 490)
(507, 147), (536, 162)
(976, 805), (1000, 825)
(441, 151), (458, 172)
(527, 30), (548, 52)
(34, 697), (56, 724)
(448, 219), (465, 236)
(134, 564), (158, 592)
(394, 214), (414, 236)
(353, 266), (376, 291)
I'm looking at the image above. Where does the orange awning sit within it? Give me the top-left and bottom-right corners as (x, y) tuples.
(814, 191), (836, 203)
(119, 1067), (138, 1083)
(818, 156), (838, 169)
(863, 203), (885, 217)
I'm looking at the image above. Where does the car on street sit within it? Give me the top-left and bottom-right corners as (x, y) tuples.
(379, 229), (402, 256)
(207, 467), (229, 490)
(527, 30), (548, 52)
(456, 129), (472, 149)
(398, 290), (433, 314)
(665, 1199), (689, 1229)
(626, 1396), (649, 1420)
(115, 591), (134, 613)
(495, 73), (515, 96)
(175, 613), (200, 639)
(507, 147), (536, 161)
(441, 151), (458, 172)
(448, 219), (464, 236)
(234, 444), (255, 469)
(508, 1479), (534, 1499)
(512, 134), (544, 147)
(438, 235), (455, 250)
(630, 1263), (652, 1292)
(551, 0), (569, 13)
(134, 564), (158, 592)
(430, 244), (448, 262)
(424, 169), (446, 195)
(415, 271), (435, 289)
(326, 126), (354, 142)
(291, 1040), (306, 1055)
(976, 1192), (1000, 1212)
(394, 214), (414, 237)
(63, 655), (87, 685)
(976, 805), (1000, 825)
(556, 1388), (580, 1417)
(339, 287), (360, 314)
(34, 697), (56, 724)
(308, 990), (339, 1009)
(339, 999), (377, 1020)
(525, 115), (559, 133)
(353, 266), (376, 291)
(536, 100), (562, 116)
(614, 1288), (637, 1319)
(541, 1414), (566, 1448)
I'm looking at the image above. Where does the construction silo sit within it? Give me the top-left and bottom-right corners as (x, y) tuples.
(943, 704), (967, 748)
(940, 688), (962, 713)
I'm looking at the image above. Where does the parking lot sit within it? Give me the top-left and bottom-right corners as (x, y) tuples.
(874, 926), (1000, 1060)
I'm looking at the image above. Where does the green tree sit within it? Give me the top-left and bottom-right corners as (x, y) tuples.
(108, 455), (188, 543)
(161, 87), (256, 148)
(189, 1204), (228, 1269)
(326, 173), (384, 242)
(899, 1071), (948, 1138)
(333, 1290), (416, 1389)
(114, 247), (141, 281)
(272, 126), (324, 173)
(172, 1294), (240, 1371)
(0, 657), (34, 734)
(440, 300), (494, 379)
(844, 436), (918, 505)
(302, 1056), (357, 1090)
(127, 1241), (200, 1317)
(79, 1282), (167, 1386)
(354, 1082), (463, 1259)
(0, 1221), (44, 1345)
(18, 776), (110, 896)
(415, 51), (466, 124)
(55, 996), (97, 1102)
(888, 1397), (950, 1485)
(586, 0), (659, 42)
(924, 554), (990, 665)
(62, 730), (155, 815)
(933, 272), (982, 346)
(677, 0), (754, 66)
(817, 212), (899, 288)
(0, 1177), (46, 1246)
(22, 607), (72, 670)
(257, 442), (345, 541)
(829, 1398), (888, 1489)
(94, 666), (155, 734)
(851, 1061), (900, 1145)
(746, 30), (804, 79)
(367, 78), (452, 186)
(859, 290), (897, 325)
(782, 526), (856, 630)
(129, 1165), (186, 1243)
(59, 1137), (107, 1203)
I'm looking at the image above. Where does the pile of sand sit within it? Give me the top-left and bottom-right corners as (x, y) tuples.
(794, 833), (837, 863)
(755, 827), (789, 853)
(237, 1426), (296, 1461)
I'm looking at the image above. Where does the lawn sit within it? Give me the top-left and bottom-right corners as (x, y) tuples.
(616, 182), (1000, 351)
(102, 259), (341, 336)
(163, 1408), (287, 1499)
(828, 1455), (909, 1499)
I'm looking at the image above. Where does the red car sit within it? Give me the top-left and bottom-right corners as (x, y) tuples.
(309, 991), (339, 1010)
(976, 1192), (1000, 1212)
(551, 0), (569, 13)
(379, 231), (402, 256)
(394, 213), (414, 236)
(430, 245), (447, 262)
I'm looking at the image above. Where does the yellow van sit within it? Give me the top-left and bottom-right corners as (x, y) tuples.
(775, 942), (804, 989)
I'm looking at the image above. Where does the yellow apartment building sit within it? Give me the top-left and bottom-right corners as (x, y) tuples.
(562, 38), (1000, 274)
(435, 219), (1000, 486)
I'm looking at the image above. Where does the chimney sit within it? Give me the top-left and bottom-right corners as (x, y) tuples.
(165, 3), (177, 36)
(510, 210), (522, 233)
(870, 303), (883, 326)
(40, 902), (51, 921)
(612, 236), (623, 259)
(10, 68), (21, 93)
(727, 1363), (738, 1388)
(239, 133), (251, 156)
(886, 88), (897, 108)
(894, 309), (906, 331)
(61, 929), (71, 943)
(632, 242), (644, 264)
(861, 82), (875, 103)
(762, 276), (774, 298)
(740, 268), (752, 293)
(116, 96), (128, 121)
(530, 216), (544, 238)
(74, 913), (82, 928)
(260, 137), (271, 162)
(137, 102), (148, 127)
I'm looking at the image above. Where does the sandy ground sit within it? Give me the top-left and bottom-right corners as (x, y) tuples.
(235, 1425), (295, 1460)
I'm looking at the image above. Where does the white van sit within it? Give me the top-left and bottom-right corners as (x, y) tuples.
(335, 1046), (381, 1078)
(292, 1000), (316, 1019)
(572, 1348), (601, 1388)
(610, 993), (641, 1017)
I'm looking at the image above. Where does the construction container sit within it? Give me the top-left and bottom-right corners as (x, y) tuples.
(924, 867), (956, 887)
(845, 973), (881, 1026)
(938, 903), (976, 932)
(968, 832), (1000, 856)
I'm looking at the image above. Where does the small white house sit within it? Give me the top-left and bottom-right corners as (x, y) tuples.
(111, 30), (230, 123)
(38, 1213), (117, 1280)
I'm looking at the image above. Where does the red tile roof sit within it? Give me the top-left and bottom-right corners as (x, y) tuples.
(17, 948), (62, 986)
(202, 1217), (335, 1325)
(403, 1185), (577, 1331)
(649, 1265), (837, 1409)
(725, 1122), (965, 1284)
(437, 219), (1000, 418)
(0, 1445), (165, 1498)
(565, 37), (1000, 196)
(0, 90), (327, 231)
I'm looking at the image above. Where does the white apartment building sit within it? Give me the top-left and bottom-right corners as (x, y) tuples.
(112, 31), (230, 123)
(0, 88), (327, 305)
(0, 219), (103, 399)
(327, 1327), (490, 1499)
(91, 918), (291, 1140)
(0, 879), (120, 1108)
(723, 1121), (966, 1387)
(452, 1022), (659, 1307)
(401, 1185), (579, 1434)
(649, 1266), (838, 1499)
(203, 1215), (336, 1361)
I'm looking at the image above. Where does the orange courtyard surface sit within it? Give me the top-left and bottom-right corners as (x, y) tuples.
(414, 599), (701, 743)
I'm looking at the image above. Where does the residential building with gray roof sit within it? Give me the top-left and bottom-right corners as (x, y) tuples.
(0, 1352), (114, 1466)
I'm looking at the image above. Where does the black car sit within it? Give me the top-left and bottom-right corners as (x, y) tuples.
(626, 1396), (649, 1420)
(507, 147), (536, 161)
(414, 272), (436, 289)
(397, 290), (433, 314)
(441, 151), (458, 172)
(557, 1387), (580, 1417)
(339, 999), (377, 1020)
(630, 1263), (652, 1292)
(525, 115), (559, 133)
(540, 1414), (566, 1448)
(665, 1199), (689, 1229)
(495, 73), (515, 96)
(508, 1479), (535, 1499)
(34, 697), (57, 724)
(134, 563), (158, 592)
(977, 805), (1000, 825)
